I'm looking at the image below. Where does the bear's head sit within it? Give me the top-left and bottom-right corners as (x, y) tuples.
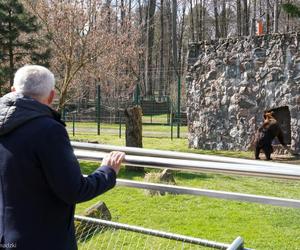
(263, 111), (275, 121)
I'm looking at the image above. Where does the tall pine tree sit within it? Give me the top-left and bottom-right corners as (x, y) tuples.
(0, 0), (50, 94)
(282, 3), (300, 18)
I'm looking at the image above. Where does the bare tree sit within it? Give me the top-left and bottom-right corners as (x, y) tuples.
(25, 0), (140, 109)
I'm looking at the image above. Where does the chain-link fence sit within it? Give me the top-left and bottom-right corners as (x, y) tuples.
(62, 91), (187, 139)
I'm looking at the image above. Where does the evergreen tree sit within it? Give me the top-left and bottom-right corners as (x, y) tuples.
(0, 0), (50, 94)
(282, 3), (300, 18)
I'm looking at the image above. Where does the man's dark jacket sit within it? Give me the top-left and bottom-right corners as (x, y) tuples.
(0, 92), (117, 250)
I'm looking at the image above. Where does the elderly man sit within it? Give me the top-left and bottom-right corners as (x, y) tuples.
(0, 65), (125, 249)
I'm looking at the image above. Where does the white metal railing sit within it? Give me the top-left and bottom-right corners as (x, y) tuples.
(116, 179), (300, 209)
(72, 141), (300, 180)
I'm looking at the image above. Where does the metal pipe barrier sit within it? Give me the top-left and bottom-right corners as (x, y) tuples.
(116, 179), (300, 209)
(71, 141), (295, 168)
(74, 215), (250, 250)
(78, 175), (300, 209)
(74, 147), (300, 180)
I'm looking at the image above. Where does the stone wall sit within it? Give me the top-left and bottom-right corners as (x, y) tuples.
(186, 32), (300, 154)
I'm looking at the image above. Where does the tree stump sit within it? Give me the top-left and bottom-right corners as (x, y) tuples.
(124, 106), (143, 172)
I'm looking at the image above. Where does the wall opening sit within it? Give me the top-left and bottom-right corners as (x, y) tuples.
(268, 106), (291, 145)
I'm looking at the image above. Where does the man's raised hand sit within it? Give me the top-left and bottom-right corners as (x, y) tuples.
(101, 151), (125, 174)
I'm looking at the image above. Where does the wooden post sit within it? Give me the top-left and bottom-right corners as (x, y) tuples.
(124, 106), (143, 172)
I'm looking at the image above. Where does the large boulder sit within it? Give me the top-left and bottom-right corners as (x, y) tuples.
(75, 201), (111, 241)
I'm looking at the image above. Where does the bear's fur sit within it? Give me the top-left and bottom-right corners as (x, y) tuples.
(254, 111), (286, 160)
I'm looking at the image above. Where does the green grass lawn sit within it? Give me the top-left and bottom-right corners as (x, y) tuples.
(69, 126), (300, 249)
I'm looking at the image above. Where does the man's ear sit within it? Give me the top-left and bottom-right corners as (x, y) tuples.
(11, 86), (16, 92)
(47, 90), (55, 105)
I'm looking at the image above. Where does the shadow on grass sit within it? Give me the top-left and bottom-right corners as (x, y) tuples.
(174, 171), (214, 180)
(117, 169), (145, 179)
(80, 161), (224, 182)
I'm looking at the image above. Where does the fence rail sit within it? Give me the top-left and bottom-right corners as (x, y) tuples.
(71, 141), (296, 168)
(73, 143), (300, 180)
(116, 179), (300, 209)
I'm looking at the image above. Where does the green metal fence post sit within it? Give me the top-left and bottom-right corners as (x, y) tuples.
(119, 110), (122, 138)
(170, 104), (173, 140)
(96, 85), (101, 135)
(167, 96), (170, 125)
(134, 84), (140, 105)
(177, 77), (181, 138)
(62, 108), (66, 121)
(151, 95), (154, 124)
(72, 113), (75, 137)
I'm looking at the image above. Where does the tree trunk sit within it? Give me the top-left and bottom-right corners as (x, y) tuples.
(166, 0), (173, 95)
(195, 0), (200, 40)
(137, 0), (145, 94)
(286, 0), (290, 32)
(8, 10), (14, 87)
(201, 0), (206, 40)
(189, 0), (195, 41)
(172, 0), (178, 75)
(221, 0), (227, 37)
(213, 0), (220, 38)
(250, 0), (257, 36)
(159, 0), (165, 98)
(115, 0), (118, 34)
(178, 2), (186, 75)
(237, 0), (242, 36)
(120, 0), (125, 28)
(124, 106), (143, 172)
(266, 0), (270, 34)
(273, 0), (279, 33)
(198, 0), (203, 40)
(145, 0), (156, 96)
(242, 0), (249, 36)
(128, 0), (132, 21)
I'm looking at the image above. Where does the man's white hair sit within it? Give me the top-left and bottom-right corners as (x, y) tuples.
(13, 65), (55, 100)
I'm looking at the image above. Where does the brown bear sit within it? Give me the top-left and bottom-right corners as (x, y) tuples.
(254, 111), (286, 160)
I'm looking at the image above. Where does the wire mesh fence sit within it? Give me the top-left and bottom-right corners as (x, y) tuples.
(62, 90), (187, 139)
(75, 220), (207, 250)
(64, 116), (188, 139)
(74, 216), (245, 250)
